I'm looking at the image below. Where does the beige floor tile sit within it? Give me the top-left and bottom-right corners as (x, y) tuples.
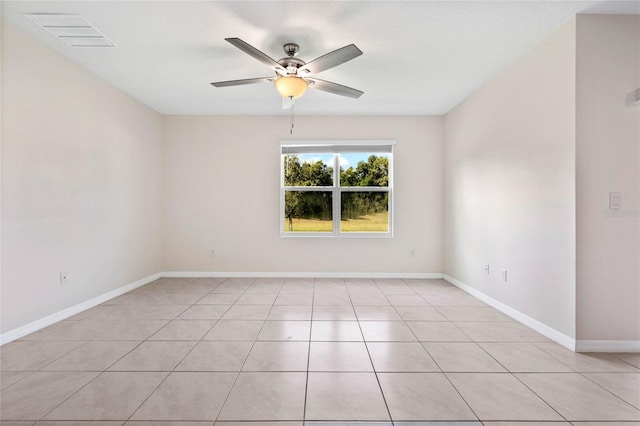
(583, 372), (640, 409)
(349, 292), (391, 306)
(217, 372), (306, 420)
(454, 322), (548, 342)
(0, 372), (97, 420)
(309, 342), (372, 372)
(243, 342), (309, 371)
(215, 423), (301, 426)
(257, 321), (311, 341)
(177, 305), (230, 320)
(175, 341), (252, 371)
(202, 321), (264, 341)
(84, 305), (188, 321)
(123, 423), (209, 426)
(149, 320), (215, 341)
(395, 306), (447, 321)
(312, 306), (356, 320)
(212, 284), (250, 294)
(267, 306), (312, 320)
(447, 373), (562, 421)
(274, 293), (313, 306)
(424, 342), (506, 372)
(311, 321), (363, 341)
(407, 322), (470, 342)
(131, 372), (236, 421)
(360, 321), (416, 342)
(116, 292), (204, 306)
(478, 343), (574, 372)
(436, 307), (511, 322)
(99, 320), (170, 340)
(305, 372), (390, 421)
(196, 293), (241, 305)
(367, 342), (439, 372)
(42, 341), (138, 371)
(221, 305), (271, 320)
(315, 278), (346, 288)
(378, 372), (476, 421)
(517, 373), (640, 421)
(0, 341), (84, 371)
(109, 341), (197, 371)
(379, 287), (417, 296)
(246, 279), (284, 293)
(0, 372), (31, 391)
(482, 423), (569, 426)
(22, 321), (112, 341)
(570, 423), (640, 426)
(535, 343), (640, 372)
(386, 294), (429, 307)
(354, 306), (401, 321)
(236, 293), (277, 305)
(280, 281), (315, 295)
(37, 421), (125, 425)
(313, 293), (352, 306)
(44, 372), (167, 420)
(616, 353), (640, 368)
(422, 293), (487, 307)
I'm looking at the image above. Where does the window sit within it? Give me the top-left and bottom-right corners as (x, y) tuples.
(281, 141), (394, 236)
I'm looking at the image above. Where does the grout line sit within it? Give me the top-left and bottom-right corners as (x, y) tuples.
(352, 280), (394, 424)
(510, 372), (569, 422)
(125, 277), (232, 423)
(302, 278), (316, 423)
(577, 371), (640, 413)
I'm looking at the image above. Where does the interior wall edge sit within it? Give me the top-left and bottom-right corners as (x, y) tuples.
(444, 274), (577, 351)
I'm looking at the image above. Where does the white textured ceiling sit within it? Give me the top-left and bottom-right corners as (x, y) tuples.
(2, 1), (638, 115)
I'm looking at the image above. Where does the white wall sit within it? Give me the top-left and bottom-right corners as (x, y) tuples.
(1, 22), (164, 333)
(444, 19), (577, 339)
(576, 14), (640, 344)
(162, 115), (443, 274)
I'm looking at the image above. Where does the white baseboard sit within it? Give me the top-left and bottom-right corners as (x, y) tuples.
(444, 274), (577, 351)
(0, 272), (162, 346)
(576, 340), (640, 353)
(162, 271), (444, 279)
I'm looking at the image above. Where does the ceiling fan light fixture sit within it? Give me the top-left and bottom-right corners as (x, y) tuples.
(274, 76), (308, 99)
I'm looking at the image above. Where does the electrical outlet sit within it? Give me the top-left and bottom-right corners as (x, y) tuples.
(501, 269), (508, 282)
(484, 264), (490, 275)
(60, 272), (69, 285)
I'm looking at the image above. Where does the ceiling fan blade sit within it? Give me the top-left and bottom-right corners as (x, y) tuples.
(225, 38), (286, 72)
(210, 77), (273, 87)
(299, 44), (363, 74)
(307, 78), (363, 99)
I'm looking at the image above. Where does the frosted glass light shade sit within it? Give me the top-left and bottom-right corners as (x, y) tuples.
(274, 76), (308, 99)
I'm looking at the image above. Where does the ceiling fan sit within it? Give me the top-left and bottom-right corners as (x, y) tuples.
(211, 38), (364, 105)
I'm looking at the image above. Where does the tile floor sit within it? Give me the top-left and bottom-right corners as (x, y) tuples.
(1, 277), (639, 425)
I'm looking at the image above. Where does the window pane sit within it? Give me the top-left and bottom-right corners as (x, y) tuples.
(284, 191), (333, 233)
(339, 153), (389, 187)
(283, 154), (333, 186)
(340, 192), (389, 233)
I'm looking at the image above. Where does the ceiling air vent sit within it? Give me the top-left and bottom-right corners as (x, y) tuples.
(24, 13), (116, 48)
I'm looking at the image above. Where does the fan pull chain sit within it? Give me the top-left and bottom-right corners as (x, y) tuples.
(290, 97), (295, 135)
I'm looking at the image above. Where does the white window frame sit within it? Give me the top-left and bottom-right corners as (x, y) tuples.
(280, 140), (395, 238)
